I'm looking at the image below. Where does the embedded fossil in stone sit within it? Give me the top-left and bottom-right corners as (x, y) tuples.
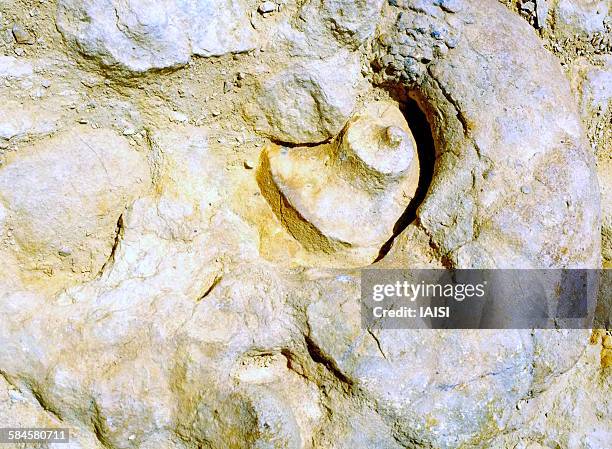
(257, 101), (420, 265)
(0, 0), (608, 448)
(372, 0), (601, 270)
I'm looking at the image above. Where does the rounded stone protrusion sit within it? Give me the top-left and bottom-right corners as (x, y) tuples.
(257, 101), (420, 266)
(338, 102), (417, 178)
(385, 125), (405, 146)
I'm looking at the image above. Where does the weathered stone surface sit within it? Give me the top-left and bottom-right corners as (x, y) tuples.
(534, 0), (551, 28)
(270, 0), (384, 58)
(318, 0), (386, 48)
(0, 56), (33, 79)
(12, 24), (35, 45)
(588, 73), (610, 269)
(307, 286), (591, 448)
(553, 0), (609, 36)
(0, 128), (149, 291)
(569, 56), (611, 266)
(372, 0), (462, 84)
(245, 52), (363, 144)
(0, 100), (58, 140)
(377, 0), (600, 269)
(579, 63), (612, 115)
(488, 340), (612, 449)
(0, 0), (608, 447)
(56, 0), (256, 73)
(602, 157), (612, 264)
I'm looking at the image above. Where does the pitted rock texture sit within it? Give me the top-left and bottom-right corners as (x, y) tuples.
(372, 0), (463, 84)
(0, 0), (609, 448)
(268, 0), (385, 58)
(56, 0), (256, 73)
(0, 128), (149, 292)
(244, 52), (364, 144)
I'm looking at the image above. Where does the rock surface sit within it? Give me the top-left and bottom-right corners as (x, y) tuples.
(554, 0), (609, 36)
(56, 0), (256, 73)
(569, 55), (611, 266)
(0, 0), (609, 448)
(270, 0), (385, 58)
(245, 52), (363, 144)
(0, 100), (58, 140)
(375, 0), (600, 269)
(0, 55), (33, 78)
(0, 128), (149, 292)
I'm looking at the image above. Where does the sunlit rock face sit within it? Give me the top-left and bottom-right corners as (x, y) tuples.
(56, 0), (256, 73)
(0, 128), (149, 292)
(0, 0), (609, 448)
(245, 52), (364, 144)
(258, 101), (420, 265)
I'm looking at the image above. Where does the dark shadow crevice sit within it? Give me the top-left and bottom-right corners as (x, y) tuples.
(304, 334), (354, 391)
(374, 98), (436, 262)
(96, 214), (124, 277)
(268, 136), (335, 148)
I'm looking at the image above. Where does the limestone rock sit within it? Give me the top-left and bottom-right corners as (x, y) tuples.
(600, 157), (612, 265)
(586, 69), (612, 115)
(246, 52), (362, 144)
(553, 0), (609, 36)
(0, 0), (608, 447)
(56, 0), (256, 73)
(372, 0), (462, 84)
(258, 101), (419, 265)
(570, 57), (612, 266)
(0, 56), (33, 79)
(488, 342), (612, 449)
(187, 0), (256, 57)
(0, 128), (149, 291)
(307, 286), (591, 448)
(0, 100), (58, 141)
(534, 0), (550, 28)
(271, 0), (384, 58)
(577, 59), (612, 117)
(318, 0), (386, 49)
(12, 24), (35, 45)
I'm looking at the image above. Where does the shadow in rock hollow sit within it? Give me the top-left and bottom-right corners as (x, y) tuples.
(375, 98), (436, 262)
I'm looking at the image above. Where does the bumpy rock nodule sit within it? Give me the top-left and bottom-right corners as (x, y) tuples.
(56, 0), (256, 73)
(245, 52), (363, 144)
